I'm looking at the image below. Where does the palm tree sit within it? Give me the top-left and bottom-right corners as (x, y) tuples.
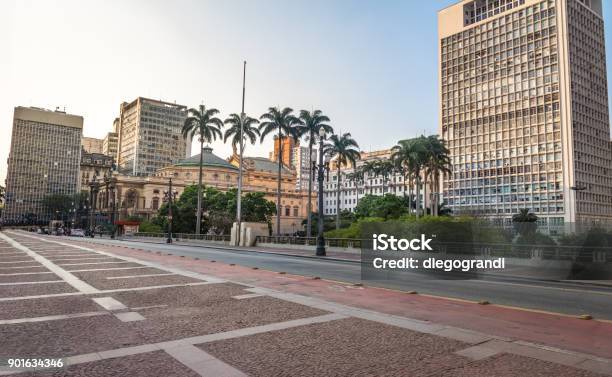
(296, 110), (333, 238)
(362, 160), (379, 195)
(391, 138), (427, 218)
(259, 107), (301, 236)
(376, 160), (395, 195)
(182, 104), (224, 235)
(423, 135), (451, 216)
(346, 168), (364, 204)
(223, 113), (260, 152)
(325, 133), (360, 230)
(512, 208), (538, 223)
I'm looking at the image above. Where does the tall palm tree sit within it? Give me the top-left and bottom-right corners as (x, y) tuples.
(362, 160), (379, 195)
(296, 110), (333, 238)
(325, 133), (360, 230)
(259, 107), (301, 236)
(223, 113), (260, 153)
(376, 160), (395, 195)
(346, 167), (365, 204)
(182, 104), (224, 235)
(423, 135), (451, 216)
(392, 138), (427, 218)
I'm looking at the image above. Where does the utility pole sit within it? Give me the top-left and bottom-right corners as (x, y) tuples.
(236, 61), (246, 246)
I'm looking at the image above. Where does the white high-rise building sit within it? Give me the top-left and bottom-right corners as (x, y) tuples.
(439, 0), (612, 226)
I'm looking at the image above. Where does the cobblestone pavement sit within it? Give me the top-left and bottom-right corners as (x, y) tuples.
(0, 230), (611, 377)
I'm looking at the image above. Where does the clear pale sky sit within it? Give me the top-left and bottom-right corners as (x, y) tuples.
(2, 0), (612, 184)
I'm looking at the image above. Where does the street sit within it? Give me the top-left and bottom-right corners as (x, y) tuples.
(0, 230), (611, 376)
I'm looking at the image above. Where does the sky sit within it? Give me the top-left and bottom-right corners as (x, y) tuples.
(1, 0), (612, 185)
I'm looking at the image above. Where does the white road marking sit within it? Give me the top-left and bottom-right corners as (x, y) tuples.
(46, 257), (113, 262)
(70, 266), (150, 272)
(0, 281), (63, 286)
(105, 273), (175, 280)
(114, 312), (145, 322)
(92, 297), (127, 311)
(0, 260), (35, 264)
(0, 233), (99, 294)
(0, 266), (46, 270)
(130, 304), (168, 311)
(0, 311), (109, 325)
(0, 272), (54, 276)
(163, 344), (248, 377)
(232, 293), (265, 300)
(57, 261), (130, 266)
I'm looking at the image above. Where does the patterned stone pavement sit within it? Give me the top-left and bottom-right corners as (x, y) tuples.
(0, 230), (611, 377)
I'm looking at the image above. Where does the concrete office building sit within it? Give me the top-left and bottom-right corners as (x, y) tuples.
(81, 136), (103, 154)
(3, 107), (83, 223)
(116, 97), (191, 176)
(102, 132), (118, 159)
(292, 145), (313, 191)
(439, 0), (612, 226)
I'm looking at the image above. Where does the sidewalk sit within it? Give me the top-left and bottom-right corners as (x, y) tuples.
(68, 237), (612, 367)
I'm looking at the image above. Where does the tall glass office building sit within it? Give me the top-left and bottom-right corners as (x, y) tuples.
(439, 0), (612, 227)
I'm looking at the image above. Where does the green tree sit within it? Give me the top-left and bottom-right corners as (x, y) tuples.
(423, 135), (451, 216)
(223, 113), (260, 152)
(182, 104), (224, 235)
(259, 107), (301, 235)
(346, 168), (365, 203)
(375, 159), (395, 194)
(361, 160), (379, 195)
(354, 194), (409, 220)
(325, 133), (360, 229)
(512, 208), (538, 239)
(42, 194), (74, 220)
(296, 109), (333, 238)
(391, 137), (428, 218)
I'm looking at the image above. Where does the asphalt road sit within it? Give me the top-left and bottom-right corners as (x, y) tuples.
(81, 237), (612, 320)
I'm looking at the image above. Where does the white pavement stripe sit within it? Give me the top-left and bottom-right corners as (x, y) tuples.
(0, 280), (63, 286)
(131, 304), (168, 311)
(57, 261), (130, 266)
(70, 266), (150, 272)
(163, 344), (248, 377)
(92, 297), (128, 311)
(0, 292), (85, 302)
(0, 266), (45, 270)
(0, 313), (346, 375)
(46, 257), (113, 262)
(13, 234), (225, 284)
(0, 311), (109, 325)
(106, 273), (175, 280)
(0, 233), (100, 294)
(100, 281), (216, 293)
(232, 293), (265, 300)
(114, 312), (146, 322)
(0, 260), (35, 264)
(0, 272), (54, 276)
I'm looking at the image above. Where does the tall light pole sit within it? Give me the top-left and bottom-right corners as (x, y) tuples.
(164, 178), (178, 244)
(236, 61), (246, 246)
(89, 175), (99, 238)
(312, 127), (330, 256)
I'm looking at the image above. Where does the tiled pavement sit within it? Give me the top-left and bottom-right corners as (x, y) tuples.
(0, 231), (611, 376)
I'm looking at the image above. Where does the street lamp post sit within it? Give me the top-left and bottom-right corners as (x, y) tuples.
(163, 178), (178, 244)
(312, 128), (330, 256)
(89, 175), (100, 238)
(104, 174), (118, 239)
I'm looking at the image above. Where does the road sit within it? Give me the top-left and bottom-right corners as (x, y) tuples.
(83, 236), (612, 320)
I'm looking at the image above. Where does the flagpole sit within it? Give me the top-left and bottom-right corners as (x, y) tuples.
(236, 61), (246, 246)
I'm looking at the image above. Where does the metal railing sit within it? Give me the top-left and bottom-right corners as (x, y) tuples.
(255, 236), (363, 249)
(132, 232), (230, 242)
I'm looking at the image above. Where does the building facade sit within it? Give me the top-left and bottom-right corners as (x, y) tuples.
(269, 135), (296, 168)
(322, 149), (425, 215)
(80, 149), (114, 192)
(439, 0), (612, 226)
(116, 97), (191, 176)
(292, 145), (313, 191)
(81, 137), (104, 154)
(3, 107), (83, 223)
(95, 148), (313, 234)
(102, 132), (118, 159)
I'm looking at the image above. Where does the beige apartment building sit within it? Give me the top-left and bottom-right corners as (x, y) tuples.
(439, 0), (612, 227)
(81, 136), (104, 154)
(116, 97), (191, 176)
(3, 107), (83, 223)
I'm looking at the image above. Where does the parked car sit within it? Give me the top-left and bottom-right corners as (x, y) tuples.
(71, 228), (85, 237)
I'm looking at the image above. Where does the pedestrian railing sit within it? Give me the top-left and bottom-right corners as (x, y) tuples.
(255, 236), (363, 249)
(132, 232), (230, 243)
